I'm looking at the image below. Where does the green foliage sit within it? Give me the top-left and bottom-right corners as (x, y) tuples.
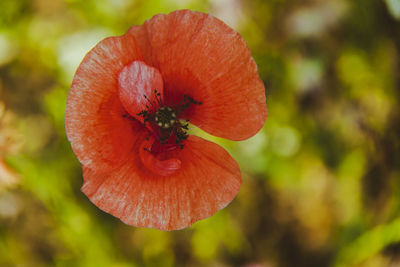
(1, 0), (400, 266)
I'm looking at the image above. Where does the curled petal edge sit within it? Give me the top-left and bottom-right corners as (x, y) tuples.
(118, 60), (165, 123)
(139, 137), (181, 176)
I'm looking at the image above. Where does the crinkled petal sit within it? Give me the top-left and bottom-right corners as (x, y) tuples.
(118, 60), (164, 122)
(65, 33), (143, 172)
(128, 10), (267, 141)
(81, 135), (241, 230)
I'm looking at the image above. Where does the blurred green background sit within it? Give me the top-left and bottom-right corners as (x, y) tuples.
(1, 0), (400, 266)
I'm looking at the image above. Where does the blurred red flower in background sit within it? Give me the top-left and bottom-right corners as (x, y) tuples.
(65, 10), (267, 230)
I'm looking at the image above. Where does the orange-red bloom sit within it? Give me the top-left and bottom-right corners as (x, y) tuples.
(65, 10), (267, 230)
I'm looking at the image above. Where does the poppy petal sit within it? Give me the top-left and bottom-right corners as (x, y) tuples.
(118, 60), (164, 122)
(128, 10), (267, 141)
(81, 135), (241, 230)
(139, 136), (181, 176)
(65, 33), (143, 171)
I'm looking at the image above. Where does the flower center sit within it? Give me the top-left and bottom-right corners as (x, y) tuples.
(136, 91), (201, 150)
(155, 107), (176, 129)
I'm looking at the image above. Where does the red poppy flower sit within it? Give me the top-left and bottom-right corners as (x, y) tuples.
(65, 10), (267, 230)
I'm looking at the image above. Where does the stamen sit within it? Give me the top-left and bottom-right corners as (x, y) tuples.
(136, 93), (202, 150)
(143, 94), (154, 108)
(154, 89), (163, 106)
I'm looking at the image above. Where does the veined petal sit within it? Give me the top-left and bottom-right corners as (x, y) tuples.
(65, 33), (144, 171)
(128, 10), (267, 141)
(81, 135), (241, 230)
(118, 60), (164, 122)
